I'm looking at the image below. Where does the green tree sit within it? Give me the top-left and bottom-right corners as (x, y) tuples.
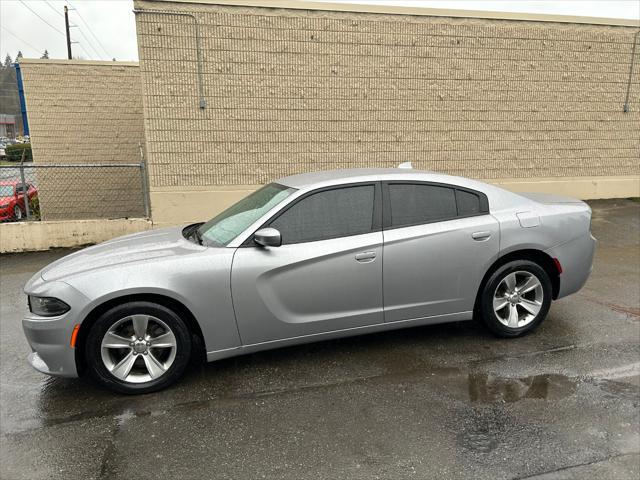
(3, 54), (11, 69)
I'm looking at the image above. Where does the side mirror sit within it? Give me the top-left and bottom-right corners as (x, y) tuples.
(254, 228), (281, 247)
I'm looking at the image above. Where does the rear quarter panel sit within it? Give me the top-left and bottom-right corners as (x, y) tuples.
(490, 194), (594, 298)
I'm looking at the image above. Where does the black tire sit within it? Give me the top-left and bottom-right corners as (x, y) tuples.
(480, 260), (552, 338)
(13, 205), (23, 221)
(84, 301), (192, 394)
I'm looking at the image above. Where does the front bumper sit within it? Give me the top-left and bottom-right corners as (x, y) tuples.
(28, 352), (56, 375)
(22, 279), (89, 378)
(0, 207), (13, 221)
(23, 313), (79, 377)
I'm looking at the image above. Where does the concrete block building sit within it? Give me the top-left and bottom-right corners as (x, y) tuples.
(19, 59), (145, 220)
(133, 0), (639, 225)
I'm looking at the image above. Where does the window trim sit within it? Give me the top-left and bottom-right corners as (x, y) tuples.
(243, 181), (383, 246)
(382, 181), (489, 230)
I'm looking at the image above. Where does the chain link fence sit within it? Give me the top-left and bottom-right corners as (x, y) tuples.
(0, 162), (150, 222)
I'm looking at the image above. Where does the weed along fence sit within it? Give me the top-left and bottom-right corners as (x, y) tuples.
(0, 163), (150, 222)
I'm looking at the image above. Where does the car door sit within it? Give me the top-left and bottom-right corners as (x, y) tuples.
(231, 182), (384, 345)
(382, 182), (499, 322)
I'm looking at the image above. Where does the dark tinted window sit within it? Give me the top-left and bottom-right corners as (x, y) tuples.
(389, 184), (456, 227)
(271, 185), (375, 244)
(456, 189), (481, 216)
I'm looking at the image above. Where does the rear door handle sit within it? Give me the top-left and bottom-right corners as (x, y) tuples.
(472, 231), (491, 241)
(355, 251), (376, 262)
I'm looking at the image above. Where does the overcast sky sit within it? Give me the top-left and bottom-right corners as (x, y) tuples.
(1, 0), (639, 62)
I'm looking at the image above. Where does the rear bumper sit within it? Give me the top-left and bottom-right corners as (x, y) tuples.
(547, 233), (597, 299)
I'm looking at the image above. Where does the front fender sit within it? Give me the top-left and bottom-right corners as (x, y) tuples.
(64, 248), (241, 354)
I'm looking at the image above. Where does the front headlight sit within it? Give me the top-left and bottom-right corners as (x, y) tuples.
(0, 203), (9, 209)
(28, 296), (70, 317)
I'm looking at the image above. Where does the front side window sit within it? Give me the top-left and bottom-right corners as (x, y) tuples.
(270, 185), (375, 245)
(389, 183), (457, 228)
(198, 183), (295, 247)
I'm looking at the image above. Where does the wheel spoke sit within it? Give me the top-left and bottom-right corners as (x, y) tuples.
(150, 331), (176, 349)
(142, 352), (166, 379)
(110, 351), (136, 380)
(504, 273), (517, 292)
(518, 275), (541, 294)
(520, 298), (542, 316)
(131, 315), (149, 339)
(101, 314), (177, 384)
(507, 304), (520, 328)
(103, 332), (133, 349)
(493, 296), (509, 311)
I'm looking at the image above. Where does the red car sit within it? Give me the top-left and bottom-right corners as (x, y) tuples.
(0, 181), (38, 221)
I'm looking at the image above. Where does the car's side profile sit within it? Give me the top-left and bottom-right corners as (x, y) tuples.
(23, 169), (595, 393)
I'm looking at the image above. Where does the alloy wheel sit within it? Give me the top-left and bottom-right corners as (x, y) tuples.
(13, 206), (22, 220)
(493, 271), (544, 328)
(100, 314), (177, 383)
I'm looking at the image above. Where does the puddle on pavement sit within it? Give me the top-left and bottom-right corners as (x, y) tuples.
(592, 376), (640, 402)
(468, 373), (577, 403)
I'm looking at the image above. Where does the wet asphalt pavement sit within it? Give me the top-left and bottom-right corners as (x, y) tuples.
(1, 199), (639, 480)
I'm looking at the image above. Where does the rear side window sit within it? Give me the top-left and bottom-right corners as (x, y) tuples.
(271, 185), (375, 244)
(389, 184), (457, 227)
(456, 189), (481, 216)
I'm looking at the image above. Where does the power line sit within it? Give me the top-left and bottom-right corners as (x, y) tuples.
(44, 0), (64, 18)
(74, 27), (103, 59)
(67, 1), (113, 59)
(0, 25), (43, 57)
(74, 40), (92, 60)
(18, 0), (65, 37)
(50, 1), (105, 59)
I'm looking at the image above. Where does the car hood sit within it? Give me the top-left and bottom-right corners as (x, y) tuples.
(40, 225), (203, 282)
(0, 195), (13, 204)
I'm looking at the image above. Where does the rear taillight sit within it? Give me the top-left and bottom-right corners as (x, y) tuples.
(553, 258), (563, 275)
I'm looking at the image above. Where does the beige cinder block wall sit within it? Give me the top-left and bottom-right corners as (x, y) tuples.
(19, 59), (146, 220)
(134, 0), (640, 225)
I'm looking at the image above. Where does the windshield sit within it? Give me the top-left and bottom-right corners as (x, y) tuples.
(198, 183), (295, 246)
(0, 185), (13, 197)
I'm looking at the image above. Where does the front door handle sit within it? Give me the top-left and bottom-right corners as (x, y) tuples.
(355, 251), (376, 262)
(472, 231), (491, 241)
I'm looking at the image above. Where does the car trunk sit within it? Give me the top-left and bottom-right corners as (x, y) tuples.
(517, 192), (587, 205)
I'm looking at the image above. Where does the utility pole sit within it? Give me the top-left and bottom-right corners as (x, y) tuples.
(64, 6), (72, 59)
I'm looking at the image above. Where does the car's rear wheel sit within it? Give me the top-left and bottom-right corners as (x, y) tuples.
(480, 260), (552, 337)
(85, 301), (192, 394)
(13, 205), (22, 220)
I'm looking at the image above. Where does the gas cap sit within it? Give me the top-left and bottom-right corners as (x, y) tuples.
(516, 211), (540, 228)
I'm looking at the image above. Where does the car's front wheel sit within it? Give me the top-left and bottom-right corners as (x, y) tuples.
(480, 260), (552, 337)
(84, 301), (192, 394)
(13, 205), (22, 220)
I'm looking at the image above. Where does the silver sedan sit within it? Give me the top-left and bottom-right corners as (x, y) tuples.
(23, 168), (595, 393)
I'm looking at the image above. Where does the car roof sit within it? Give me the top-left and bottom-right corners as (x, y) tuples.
(277, 168), (483, 191)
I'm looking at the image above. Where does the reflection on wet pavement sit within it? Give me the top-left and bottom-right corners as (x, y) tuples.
(468, 373), (577, 403)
